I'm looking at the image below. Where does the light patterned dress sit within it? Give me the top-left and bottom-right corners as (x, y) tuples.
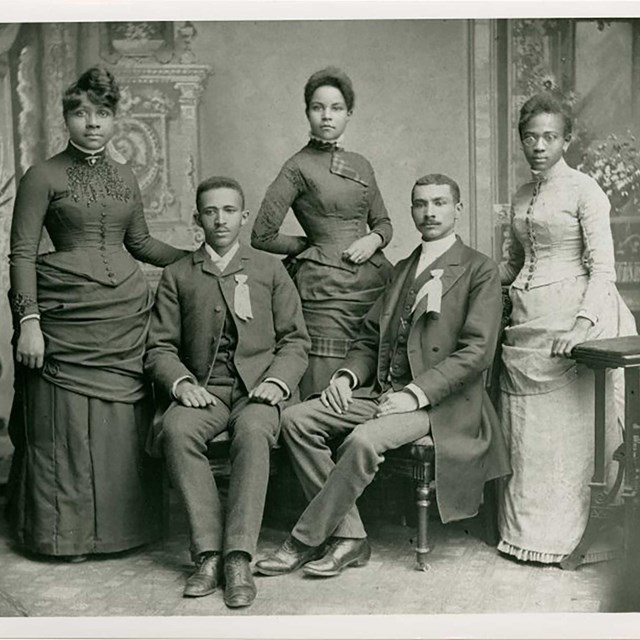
(498, 157), (637, 564)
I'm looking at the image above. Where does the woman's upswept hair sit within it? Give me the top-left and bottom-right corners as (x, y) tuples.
(518, 92), (573, 138)
(304, 67), (355, 112)
(62, 66), (120, 117)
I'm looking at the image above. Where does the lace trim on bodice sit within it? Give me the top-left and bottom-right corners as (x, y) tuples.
(66, 156), (132, 207)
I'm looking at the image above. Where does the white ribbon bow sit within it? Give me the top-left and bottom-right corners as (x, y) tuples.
(234, 274), (253, 321)
(411, 269), (444, 315)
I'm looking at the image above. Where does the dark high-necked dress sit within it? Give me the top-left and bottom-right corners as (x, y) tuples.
(251, 139), (393, 398)
(7, 142), (187, 556)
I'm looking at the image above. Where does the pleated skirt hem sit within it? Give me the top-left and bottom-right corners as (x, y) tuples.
(7, 374), (163, 557)
(497, 539), (618, 566)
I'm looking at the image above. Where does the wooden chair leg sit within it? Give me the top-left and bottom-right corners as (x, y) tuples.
(415, 470), (433, 571)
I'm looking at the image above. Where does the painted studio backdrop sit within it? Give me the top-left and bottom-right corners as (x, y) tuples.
(0, 18), (639, 479)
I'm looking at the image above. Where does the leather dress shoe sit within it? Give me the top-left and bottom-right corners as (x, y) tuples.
(255, 535), (324, 576)
(303, 537), (371, 577)
(223, 551), (257, 608)
(183, 551), (222, 597)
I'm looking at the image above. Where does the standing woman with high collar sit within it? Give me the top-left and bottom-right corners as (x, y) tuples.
(6, 66), (188, 560)
(251, 67), (394, 399)
(497, 93), (637, 565)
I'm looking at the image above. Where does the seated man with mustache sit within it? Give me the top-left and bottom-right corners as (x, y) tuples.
(256, 173), (509, 578)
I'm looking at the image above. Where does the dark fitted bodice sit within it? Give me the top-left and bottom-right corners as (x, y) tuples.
(9, 143), (186, 319)
(251, 141), (392, 266)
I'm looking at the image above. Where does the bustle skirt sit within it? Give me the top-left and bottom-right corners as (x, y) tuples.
(6, 264), (162, 556)
(498, 275), (637, 564)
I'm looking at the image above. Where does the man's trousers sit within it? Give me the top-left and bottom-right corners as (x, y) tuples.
(282, 397), (431, 547)
(160, 383), (279, 559)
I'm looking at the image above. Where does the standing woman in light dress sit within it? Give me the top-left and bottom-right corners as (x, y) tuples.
(6, 67), (187, 561)
(251, 67), (393, 398)
(498, 93), (637, 565)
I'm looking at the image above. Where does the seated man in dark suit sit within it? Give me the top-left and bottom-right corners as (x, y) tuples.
(256, 173), (509, 578)
(145, 176), (310, 607)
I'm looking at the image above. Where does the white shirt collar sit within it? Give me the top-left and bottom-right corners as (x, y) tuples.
(204, 242), (240, 272)
(416, 233), (456, 277)
(69, 139), (106, 155)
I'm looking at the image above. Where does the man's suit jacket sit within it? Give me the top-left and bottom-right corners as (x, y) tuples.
(144, 243), (311, 453)
(342, 236), (510, 523)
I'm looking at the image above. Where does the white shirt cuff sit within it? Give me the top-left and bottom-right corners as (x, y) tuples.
(330, 368), (359, 389)
(404, 383), (430, 409)
(171, 375), (196, 399)
(577, 311), (597, 326)
(264, 377), (291, 400)
(19, 313), (41, 324)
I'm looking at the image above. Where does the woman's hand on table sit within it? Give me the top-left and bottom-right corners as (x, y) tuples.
(551, 317), (593, 358)
(342, 233), (382, 264)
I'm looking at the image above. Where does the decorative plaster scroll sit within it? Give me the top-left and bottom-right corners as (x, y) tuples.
(100, 22), (175, 65)
(113, 116), (163, 193)
(16, 44), (38, 175)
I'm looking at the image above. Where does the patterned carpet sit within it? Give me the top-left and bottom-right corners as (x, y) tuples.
(0, 490), (618, 619)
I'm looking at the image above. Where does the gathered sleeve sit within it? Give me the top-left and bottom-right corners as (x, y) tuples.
(124, 181), (188, 266)
(250, 160), (308, 256)
(576, 179), (617, 323)
(366, 168), (393, 248)
(9, 166), (50, 320)
(498, 206), (524, 285)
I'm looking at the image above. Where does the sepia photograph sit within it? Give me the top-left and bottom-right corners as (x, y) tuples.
(0, 1), (640, 637)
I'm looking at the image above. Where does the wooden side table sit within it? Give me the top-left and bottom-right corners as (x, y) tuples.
(560, 336), (640, 570)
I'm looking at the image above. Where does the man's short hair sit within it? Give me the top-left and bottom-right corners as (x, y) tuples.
(412, 174), (461, 203)
(196, 176), (245, 210)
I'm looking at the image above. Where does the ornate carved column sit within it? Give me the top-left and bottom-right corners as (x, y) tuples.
(89, 21), (212, 283)
(467, 19), (498, 258)
(110, 62), (211, 283)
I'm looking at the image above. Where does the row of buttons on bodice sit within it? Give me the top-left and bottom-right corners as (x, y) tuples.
(523, 179), (543, 290)
(98, 202), (116, 284)
(100, 202), (116, 284)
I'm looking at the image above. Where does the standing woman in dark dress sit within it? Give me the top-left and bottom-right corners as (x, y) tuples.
(251, 67), (393, 398)
(6, 67), (187, 560)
